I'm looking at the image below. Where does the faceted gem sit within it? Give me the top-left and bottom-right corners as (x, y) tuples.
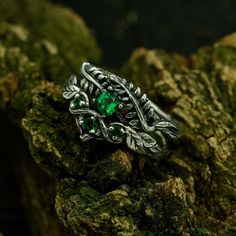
(81, 117), (99, 133)
(110, 126), (122, 136)
(109, 126), (125, 139)
(70, 96), (81, 109)
(97, 91), (119, 116)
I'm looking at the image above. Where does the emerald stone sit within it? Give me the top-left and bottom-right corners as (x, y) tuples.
(97, 91), (119, 116)
(81, 117), (99, 133)
(111, 126), (124, 136)
(71, 97), (81, 109)
(110, 126), (124, 137)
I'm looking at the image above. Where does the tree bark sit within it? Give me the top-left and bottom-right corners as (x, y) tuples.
(0, 0), (236, 235)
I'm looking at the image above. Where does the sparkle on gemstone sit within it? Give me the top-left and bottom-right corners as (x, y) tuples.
(70, 96), (81, 109)
(109, 126), (125, 137)
(97, 91), (119, 116)
(81, 117), (99, 133)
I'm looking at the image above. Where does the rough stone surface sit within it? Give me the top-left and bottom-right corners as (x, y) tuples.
(0, 0), (100, 235)
(0, 1), (236, 236)
(122, 35), (236, 235)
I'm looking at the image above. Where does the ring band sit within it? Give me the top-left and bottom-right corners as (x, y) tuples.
(63, 62), (180, 158)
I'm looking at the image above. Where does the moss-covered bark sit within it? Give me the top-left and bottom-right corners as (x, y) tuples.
(0, 0), (101, 115)
(122, 36), (236, 235)
(0, 1), (236, 235)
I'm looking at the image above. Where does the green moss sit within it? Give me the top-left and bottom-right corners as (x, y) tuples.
(122, 44), (236, 235)
(190, 228), (209, 236)
(213, 46), (236, 67)
(0, 0), (101, 117)
(191, 46), (213, 71)
(0, 0), (101, 85)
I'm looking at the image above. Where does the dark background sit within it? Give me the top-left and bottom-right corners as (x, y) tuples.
(0, 0), (236, 235)
(54, 0), (236, 67)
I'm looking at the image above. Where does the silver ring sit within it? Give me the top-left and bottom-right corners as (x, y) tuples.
(63, 62), (180, 158)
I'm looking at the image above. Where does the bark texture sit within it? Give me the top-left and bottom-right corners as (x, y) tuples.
(0, 0), (236, 235)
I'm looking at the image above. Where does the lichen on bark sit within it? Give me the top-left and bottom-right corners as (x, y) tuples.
(0, 0), (236, 235)
(122, 35), (236, 235)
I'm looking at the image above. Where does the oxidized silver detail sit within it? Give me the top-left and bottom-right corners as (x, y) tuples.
(63, 62), (181, 158)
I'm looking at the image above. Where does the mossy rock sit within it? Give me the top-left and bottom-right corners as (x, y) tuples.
(0, 0), (236, 235)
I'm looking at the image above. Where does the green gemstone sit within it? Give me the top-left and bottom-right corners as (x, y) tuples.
(97, 91), (119, 116)
(109, 126), (125, 141)
(110, 126), (124, 137)
(71, 97), (81, 109)
(81, 117), (99, 133)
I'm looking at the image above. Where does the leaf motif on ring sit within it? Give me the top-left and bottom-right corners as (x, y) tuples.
(150, 143), (161, 153)
(138, 132), (156, 148)
(62, 84), (80, 99)
(68, 74), (77, 85)
(126, 128), (143, 152)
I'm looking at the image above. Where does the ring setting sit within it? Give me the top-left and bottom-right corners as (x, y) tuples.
(63, 62), (180, 158)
